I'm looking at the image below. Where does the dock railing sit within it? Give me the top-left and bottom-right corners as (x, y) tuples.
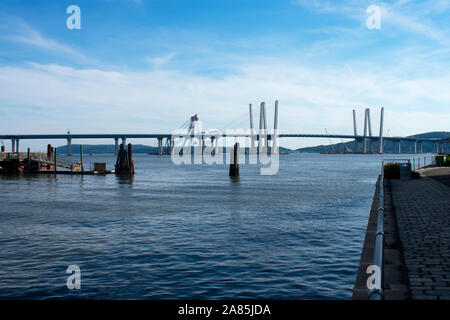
(0, 152), (74, 169)
(369, 154), (437, 299)
(369, 163), (385, 300)
(410, 154), (436, 171)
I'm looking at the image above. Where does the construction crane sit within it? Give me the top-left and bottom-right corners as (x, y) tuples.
(178, 114), (199, 134)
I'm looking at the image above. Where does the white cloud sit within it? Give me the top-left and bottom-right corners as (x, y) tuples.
(0, 16), (87, 61)
(147, 52), (176, 69)
(0, 60), (449, 149)
(293, 0), (450, 46)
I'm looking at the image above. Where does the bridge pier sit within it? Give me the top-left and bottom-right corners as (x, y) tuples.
(165, 137), (173, 154)
(414, 140), (418, 154)
(420, 141), (423, 154)
(157, 138), (164, 155)
(121, 137), (127, 147)
(11, 139), (15, 153)
(379, 107), (384, 154)
(67, 138), (72, 156)
(393, 140), (399, 154)
(114, 137), (119, 155)
(15, 139), (20, 152)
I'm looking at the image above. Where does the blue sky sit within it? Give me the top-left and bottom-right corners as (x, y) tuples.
(0, 0), (449, 150)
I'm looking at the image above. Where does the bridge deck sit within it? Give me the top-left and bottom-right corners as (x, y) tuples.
(0, 133), (445, 142)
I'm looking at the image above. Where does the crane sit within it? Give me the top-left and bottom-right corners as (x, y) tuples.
(178, 114), (199, 135)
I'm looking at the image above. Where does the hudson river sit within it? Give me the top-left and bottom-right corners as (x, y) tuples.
(0, 153), (411, 299)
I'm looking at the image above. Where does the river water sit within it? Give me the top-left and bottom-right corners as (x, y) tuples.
(0, 153), (412, 299)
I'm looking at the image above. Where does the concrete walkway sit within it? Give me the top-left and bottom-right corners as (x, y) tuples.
(390, 168), (450, 300)
(421, 167), (450, 188)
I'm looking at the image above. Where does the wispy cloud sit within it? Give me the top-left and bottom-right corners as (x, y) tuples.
(147, 52), (176, 69)
(293, 0), (450, 46)
(0, 15), (87, 61)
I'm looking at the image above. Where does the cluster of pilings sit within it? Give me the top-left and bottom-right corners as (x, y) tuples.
(0, 145), (57, 174)
(115, 143), (135, 174)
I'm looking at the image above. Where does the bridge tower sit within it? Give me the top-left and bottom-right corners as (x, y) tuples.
(250, 101), (278, 155)
(353, 109), (358, 153)
(363, 108), (369, 154)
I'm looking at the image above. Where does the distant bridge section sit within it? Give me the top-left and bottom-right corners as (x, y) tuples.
(1, 104), (448, 155)
(0, 132), (447, 156)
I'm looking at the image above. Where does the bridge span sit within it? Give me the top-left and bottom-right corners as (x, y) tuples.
(1, 104), (448, 155)
(0, 132), (447, 156)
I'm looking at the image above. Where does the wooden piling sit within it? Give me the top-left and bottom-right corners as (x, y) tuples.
(27, 148), (31, 172)
(128, 143), (135, 174)
(229, 142), (240, 177)
(115, 143), (134, 175)
(47, 144), (52, 161)
(80, 145), (84, 174)
(54, 148), (58, 171)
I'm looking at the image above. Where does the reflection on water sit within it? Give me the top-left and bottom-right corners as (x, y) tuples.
(0, 153), (415, 299)
(115, 174), (134, 185)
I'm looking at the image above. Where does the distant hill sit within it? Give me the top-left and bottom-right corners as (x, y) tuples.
(55, 132), (449, 155)
(56, 144), (160, 154)
(294, 131), (450, 153)
(56, 144), (292, 154)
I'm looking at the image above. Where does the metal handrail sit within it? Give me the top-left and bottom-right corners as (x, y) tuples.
(368, 167), (384, 300)
(411, 155), (436, 171)
(0, 152), (74, 169)
(368, 154), (440, 299)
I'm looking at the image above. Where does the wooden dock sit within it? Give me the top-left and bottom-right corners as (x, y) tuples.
(34, 170), (115, 175)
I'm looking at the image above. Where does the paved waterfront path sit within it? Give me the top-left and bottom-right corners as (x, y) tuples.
(390, 168), (450, 300)
(422, 167), (450, 188)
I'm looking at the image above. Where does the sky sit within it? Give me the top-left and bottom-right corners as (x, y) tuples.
(0, 0), (449, 151)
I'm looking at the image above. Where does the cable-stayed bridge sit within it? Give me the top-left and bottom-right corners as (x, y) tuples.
(1, 102), (448, 155)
